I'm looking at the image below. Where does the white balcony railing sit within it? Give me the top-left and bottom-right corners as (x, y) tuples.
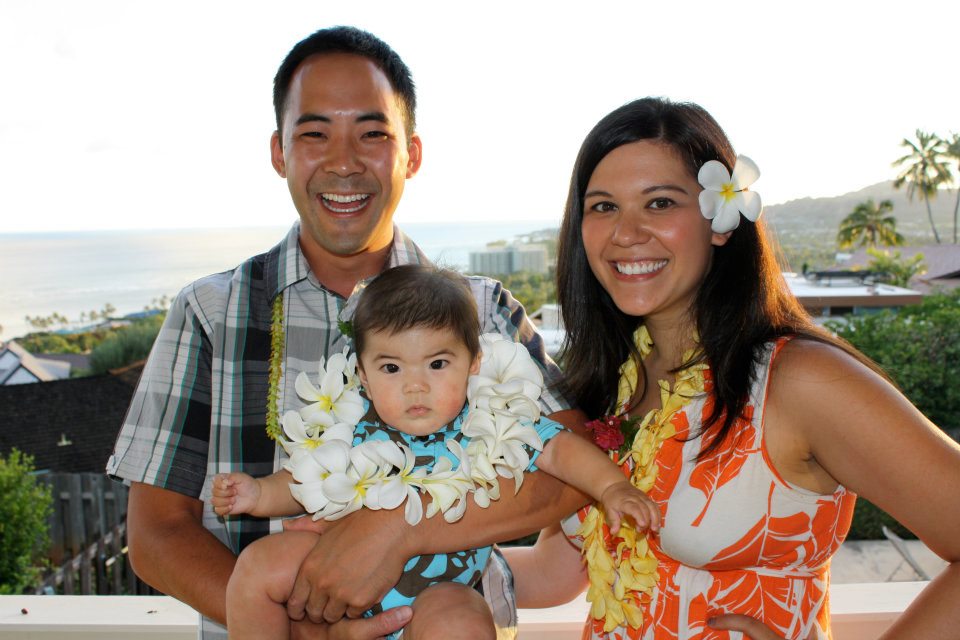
(0, 582), (928, 640)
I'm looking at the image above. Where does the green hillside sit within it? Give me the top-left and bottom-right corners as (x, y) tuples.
(766, 182), (958, 270)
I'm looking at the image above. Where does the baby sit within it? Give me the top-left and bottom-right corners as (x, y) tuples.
(212, 264), (659, 639)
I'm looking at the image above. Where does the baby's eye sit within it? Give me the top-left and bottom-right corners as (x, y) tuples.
(429, 359), (448, 370)
(381, 363), (400, 373)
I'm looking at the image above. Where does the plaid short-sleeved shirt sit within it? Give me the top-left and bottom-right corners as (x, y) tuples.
(107, 222), (568, 638)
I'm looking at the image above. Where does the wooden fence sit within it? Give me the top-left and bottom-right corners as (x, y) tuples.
(37, 473), (155, 595)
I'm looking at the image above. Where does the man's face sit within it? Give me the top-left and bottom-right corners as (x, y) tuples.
(271, 53), (422, 260)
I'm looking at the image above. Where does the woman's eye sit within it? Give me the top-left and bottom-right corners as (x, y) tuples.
(649, 197), (674, 210)
(381, 363), (400, 373)
(588, 201), (617, 214)
(430, 359), (447, 370)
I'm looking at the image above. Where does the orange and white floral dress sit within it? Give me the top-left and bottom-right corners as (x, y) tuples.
(564, 338), (856, 640)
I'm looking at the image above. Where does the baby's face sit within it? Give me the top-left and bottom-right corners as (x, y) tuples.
(357, 326), (480, 436)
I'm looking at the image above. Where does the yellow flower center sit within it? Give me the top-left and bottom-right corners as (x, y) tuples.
(316, 396), (334, 412)
(720, 182), (737, 202)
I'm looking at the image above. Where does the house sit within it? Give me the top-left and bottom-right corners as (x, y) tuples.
(784, 272), (923, 321)
(0, 341), (74, 385)
(0, 361), (143, 472)
(836, 244), (960, 294)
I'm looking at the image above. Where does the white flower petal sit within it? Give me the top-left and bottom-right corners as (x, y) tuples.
(711, 202), (743, 233)
(295, 371), (320, 401)
(404, 490), (424, 525)
(332, 392), (366, 425)
(697, 160), (731, 191)
(319, 359), (345, 400)
(376, 477), (407, 510)
(731, 155), (760, 189)
(299, 405), (335, 428)
(699, 190), (722, 220)
(740, 190), (762, 221)
(311, 441), (351, 473)
(323, 473), (362, 502)
(290, 481), (330, 513)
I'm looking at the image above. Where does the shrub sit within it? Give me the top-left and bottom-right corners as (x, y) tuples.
(0, 450), (52, 594)
(829, 288), (960, 429)
(89, 315), (164, 374)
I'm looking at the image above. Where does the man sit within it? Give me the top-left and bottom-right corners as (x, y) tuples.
(108, 26), (586, 639)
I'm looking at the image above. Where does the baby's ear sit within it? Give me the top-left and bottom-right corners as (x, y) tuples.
(469, 353), (482, 375)
(357, 365), (369, 388)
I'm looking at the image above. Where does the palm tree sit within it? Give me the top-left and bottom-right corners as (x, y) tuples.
(943, 133), (960, 243)
(892, 129), (950, 244)
(837, 199), (904, 248)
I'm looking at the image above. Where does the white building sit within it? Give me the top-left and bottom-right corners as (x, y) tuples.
(469, 244), (548, 275)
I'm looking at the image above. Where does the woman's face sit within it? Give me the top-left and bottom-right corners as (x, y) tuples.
(581, 140), (730, 324)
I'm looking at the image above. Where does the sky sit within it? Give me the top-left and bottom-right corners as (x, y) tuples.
(1, 0), (958, 233)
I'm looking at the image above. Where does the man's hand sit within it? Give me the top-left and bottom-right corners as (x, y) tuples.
(211, 472), (261, 516)
(285, 508), (412, 624)
(290, 606), (412, 640)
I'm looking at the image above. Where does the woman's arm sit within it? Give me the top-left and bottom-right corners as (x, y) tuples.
(501, 523), (588, 608)
(768, 340), (960, 637)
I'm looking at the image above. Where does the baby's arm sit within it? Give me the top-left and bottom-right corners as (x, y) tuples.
(211, 469), (303, 518)
(535, 431), (660, 534)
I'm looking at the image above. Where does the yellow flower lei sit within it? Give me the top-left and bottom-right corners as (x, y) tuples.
(578, 325), (707, 633)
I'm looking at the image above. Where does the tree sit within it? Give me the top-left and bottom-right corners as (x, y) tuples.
(865, 248), (926, 287)
(828, 288), (960, 429)
(836, 199), (904, 248)
(892, 129), (950, 243)
(0, 450), (52, 594)
(943, 132), (960, 244)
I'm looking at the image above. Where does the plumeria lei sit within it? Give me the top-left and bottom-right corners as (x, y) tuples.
(577, 325), (707, 633)
(698, 154), (762, 233)
(273, 334), (549, 526)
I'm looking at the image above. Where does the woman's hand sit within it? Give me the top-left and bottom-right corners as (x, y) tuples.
(708, 615), (787, 639)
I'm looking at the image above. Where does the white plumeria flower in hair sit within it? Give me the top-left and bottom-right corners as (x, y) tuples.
(698, 155), (763, 233)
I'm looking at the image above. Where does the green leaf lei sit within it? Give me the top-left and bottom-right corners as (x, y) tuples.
(266, 293), (284, 442)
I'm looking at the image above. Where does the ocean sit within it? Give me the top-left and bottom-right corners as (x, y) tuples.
(0, 221), (555, 341)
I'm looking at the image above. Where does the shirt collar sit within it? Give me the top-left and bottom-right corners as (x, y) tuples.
(266, 221), (430, 300)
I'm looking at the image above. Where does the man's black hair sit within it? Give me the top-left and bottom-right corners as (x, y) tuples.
(273, 26), (416, 138)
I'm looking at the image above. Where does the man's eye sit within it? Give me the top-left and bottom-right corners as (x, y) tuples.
(429, 359), (447, 370)
(381, 363), (400, 373)
(301, 131), (325, 139)
(363, 130), (389, 139)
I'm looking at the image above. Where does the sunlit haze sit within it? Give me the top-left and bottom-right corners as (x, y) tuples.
(1, 0), (958, 232)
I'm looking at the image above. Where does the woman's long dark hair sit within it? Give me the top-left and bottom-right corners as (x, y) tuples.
(557, 97), (862, 457)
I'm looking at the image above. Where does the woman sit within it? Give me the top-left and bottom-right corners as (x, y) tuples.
(503, 98), (960, 639)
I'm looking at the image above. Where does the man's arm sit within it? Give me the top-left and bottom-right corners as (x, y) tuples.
(127, 482), (235, 625)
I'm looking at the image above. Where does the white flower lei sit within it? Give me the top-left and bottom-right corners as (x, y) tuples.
(280, 334), (547, 526)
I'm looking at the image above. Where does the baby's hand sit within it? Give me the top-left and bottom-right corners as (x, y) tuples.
(600, 480), (661, 535)
(210, 472), (261, 516)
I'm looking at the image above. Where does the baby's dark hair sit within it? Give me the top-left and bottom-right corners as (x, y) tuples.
(352, 265), (481, 361)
